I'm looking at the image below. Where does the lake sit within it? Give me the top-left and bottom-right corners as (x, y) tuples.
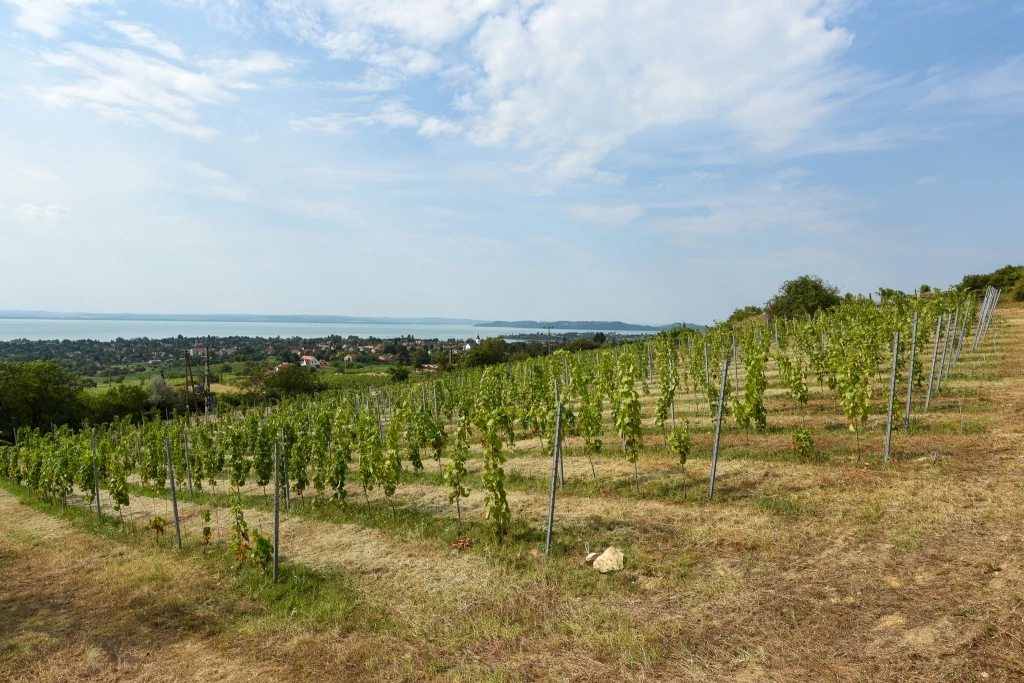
(0, 319), (621, 343)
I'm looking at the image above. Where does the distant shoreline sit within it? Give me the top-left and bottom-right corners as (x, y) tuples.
(0, 310), (699, 330)
(0, 311), (483, 326)
(476, 320), (692, 332)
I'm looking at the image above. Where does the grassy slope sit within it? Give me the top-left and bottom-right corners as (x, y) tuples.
(2, 303), (1023, 681)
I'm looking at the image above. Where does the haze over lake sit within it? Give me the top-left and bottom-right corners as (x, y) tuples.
(0, 318), (625, 343)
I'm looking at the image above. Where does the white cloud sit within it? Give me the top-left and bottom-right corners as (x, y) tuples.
(34, 44), (297, 139)
(464, 1), (863, 177)
(3, 0), (103, 38)
(273, 1), (868, 178)
(198, 51), (302, 87)
(13, 203), (70, 220)
(568, 204), (644, 226)
(106, 21), (186, 61)
(915, 176), (939, 185)
(321, 70), (401, 93)
(418, 116), (461, 137)
(165, 0), (255, 33)
(291, 100), (423, 133)
(922, 55), (1024, 111)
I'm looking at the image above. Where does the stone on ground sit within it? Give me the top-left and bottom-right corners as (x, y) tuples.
(592, 547), (624, 573)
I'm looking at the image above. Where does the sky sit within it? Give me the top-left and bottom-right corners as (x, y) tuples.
(0, 0), (1022, 325)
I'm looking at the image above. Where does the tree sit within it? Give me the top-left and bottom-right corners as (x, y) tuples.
(395, 345), (412, 366)
(958, 264), (1024, 293)
(593, 332), (607, 345)
(727, 305), (763, 324)
(765, 275), (842, 321)
(461, 337), (508, 368)
(84, 384), (149, 424)
(266, 365), (324, 398)
(412, 347), (431, 368)
(148, 376), (184, 415)
(0, 361), (83, 438)
(387, 366), (411, 383)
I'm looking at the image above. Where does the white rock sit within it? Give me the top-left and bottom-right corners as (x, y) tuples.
(593, 546), (624, 573)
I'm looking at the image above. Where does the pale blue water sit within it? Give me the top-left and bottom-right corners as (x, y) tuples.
(0, 319), (615, 342)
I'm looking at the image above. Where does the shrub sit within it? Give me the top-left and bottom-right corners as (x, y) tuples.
(792, 426), (817, 462)
(765, 275), (842, 321)
(1013, 281), (1024, 302)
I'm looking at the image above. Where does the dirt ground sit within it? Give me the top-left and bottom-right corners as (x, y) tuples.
(2, 303), (1022, 681)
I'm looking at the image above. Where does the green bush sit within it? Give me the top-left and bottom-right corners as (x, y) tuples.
(792, 426), (817, 462)
(958, 264), (1024, 293)
(1013, 281), (1024, 302)
(765, 275), (842, 321)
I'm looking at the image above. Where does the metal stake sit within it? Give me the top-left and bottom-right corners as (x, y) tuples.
(165, 437), (182, 550)
(273, 442), (280, 582)
(884, 331), (900, 464)
(904, 312), (918, 432)
(544, 402), (563, 556)
(708, 357), (730, 503)
(925, 314), (943, 411)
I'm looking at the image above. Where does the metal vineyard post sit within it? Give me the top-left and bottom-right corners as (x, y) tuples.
(273, 442), (280, 582)
(904, 312), (918, 432)
(925, 314), (943, 411)
(165, 437), (182, 550)
(884, 331), (900, 464)
(544, 400), (563, 557)
(708, 357), (730, 503)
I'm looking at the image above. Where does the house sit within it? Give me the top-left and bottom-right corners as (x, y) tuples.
(276, 362), (293, 371)
(378, 354), (395, 362)
(300, 355), (321, 368)
(189, 345), (207, 357)
(265, 346), (275, 355)
(343, 354), (358, 362)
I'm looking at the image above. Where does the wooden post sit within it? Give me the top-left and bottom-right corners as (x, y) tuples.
(904, 312), (918, 432)
(273, 443), (280, 582)
(165, 438), (182, 550)
(708, 357), (730, 503)
(90, 430), (101, 521)
(884, 331), (900, 464)
(183, 430), (194, 495)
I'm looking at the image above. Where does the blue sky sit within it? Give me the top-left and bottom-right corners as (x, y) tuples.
(0, 0), (1021, 325)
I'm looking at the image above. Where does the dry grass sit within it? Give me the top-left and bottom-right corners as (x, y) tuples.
(3, 302), (1024, 681)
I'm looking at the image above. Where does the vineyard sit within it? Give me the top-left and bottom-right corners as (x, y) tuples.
(2, 285), (1022, 681)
